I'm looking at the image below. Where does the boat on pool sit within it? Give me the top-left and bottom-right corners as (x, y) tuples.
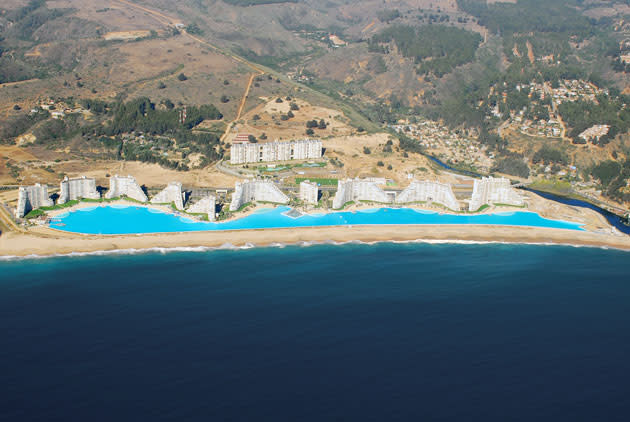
(48, 205), (585, 235)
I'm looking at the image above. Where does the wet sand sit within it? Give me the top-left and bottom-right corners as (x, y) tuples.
(1, 223), (629, 258)
(2, 190), (628, 258)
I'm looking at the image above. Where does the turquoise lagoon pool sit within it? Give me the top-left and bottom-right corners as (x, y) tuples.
(48, 205), (585, 235)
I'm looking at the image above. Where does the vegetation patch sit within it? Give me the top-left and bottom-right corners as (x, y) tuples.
(295, 177), (338, 186)
(370, 25), (482, 77)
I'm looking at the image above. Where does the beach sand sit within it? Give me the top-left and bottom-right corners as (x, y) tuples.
(1, 190), (628, 258)
(2, 223), (630, 258)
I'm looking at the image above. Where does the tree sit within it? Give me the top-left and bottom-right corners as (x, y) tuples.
(377, 161), (384, 167)
(532, 146), (567, 165)
(158, 82), (167, 89)
(248, 135), (258, 143)
(275, 97), (283, 103)
(287, 110), (294, 118)
(220, 95), (229, 103)
(177, 73), (188, 81)
(185, 23), (203, 35)
(252, 114), (261, 121)
(363, 146), (371, 154)
(491, 156), (530, 178)
(290, 102), (299, 111)
(591, 160), (621, 186)
(306, 128), (315, 136)
(318, 119), (327, 129)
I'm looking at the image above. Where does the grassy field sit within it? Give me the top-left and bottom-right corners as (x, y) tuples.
(295, 177), (338, 186)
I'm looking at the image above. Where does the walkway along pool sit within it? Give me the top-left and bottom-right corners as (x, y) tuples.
(49, 205), (585, 235)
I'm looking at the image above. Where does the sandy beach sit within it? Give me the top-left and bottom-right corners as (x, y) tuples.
(2, 222), (630, 258)
(1, 189), (628, 258)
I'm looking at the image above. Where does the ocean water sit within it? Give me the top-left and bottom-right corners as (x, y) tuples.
(49, 205), (584, 234)
(1, 243), (629, 421)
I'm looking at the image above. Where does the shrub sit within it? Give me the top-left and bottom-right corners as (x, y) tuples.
(177, 73), (188, 81)
(532, 146), (568, 165)
(591, 160), (621, 186)
(363, 146), (371, 154)
(491, 156), (530, 178)
(377, 161), (384, 167)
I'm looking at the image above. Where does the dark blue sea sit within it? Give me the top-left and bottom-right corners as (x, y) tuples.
(1, 243), (629, 421)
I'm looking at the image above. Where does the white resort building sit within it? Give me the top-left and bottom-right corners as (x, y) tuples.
(151, 182), (185, 210)
(230, 139), (322, 165)
(395, 180), (460, 210)
(187, 195), (216, 221)
(299, 180), (319, 205)
(469, 177), (524, 211)
(229, 180), (290, 211)
(332, 178), (390, 209)
(58, 176), (100, 204)
(105, 175), (148, 202)
(16, 183), (53, 218)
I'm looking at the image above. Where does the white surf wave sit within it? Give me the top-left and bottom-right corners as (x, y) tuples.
(0, 238), (626, 262)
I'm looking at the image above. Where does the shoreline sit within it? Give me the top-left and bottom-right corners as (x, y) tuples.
(2, 224), (630, 259)
(3, 191), (627, 259)
(1, 239), (626, 261)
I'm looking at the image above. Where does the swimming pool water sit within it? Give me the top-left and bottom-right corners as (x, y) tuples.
(48, 205), (585, 235)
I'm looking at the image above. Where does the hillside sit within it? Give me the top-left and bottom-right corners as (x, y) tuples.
(1, 0), (630, 207)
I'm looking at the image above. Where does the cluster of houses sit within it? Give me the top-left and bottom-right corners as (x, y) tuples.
(511, 115), (563, 138)
(390, 121), (492, 173)
(578, 125), (610, 143)
(33, 98), (89, 120)
(498, 79), (607, 140)
(518, 80), (607, 106)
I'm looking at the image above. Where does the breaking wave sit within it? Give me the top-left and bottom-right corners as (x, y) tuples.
(0, 238), (625, 262)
